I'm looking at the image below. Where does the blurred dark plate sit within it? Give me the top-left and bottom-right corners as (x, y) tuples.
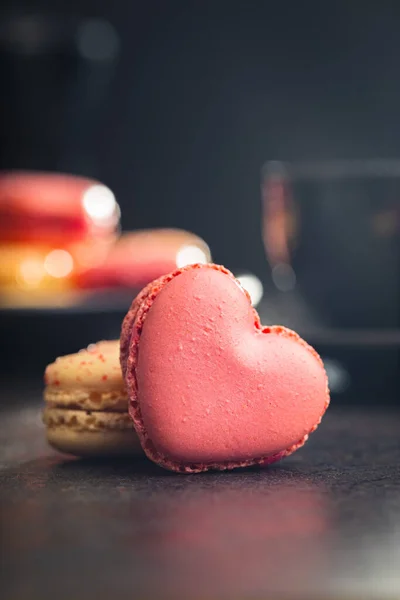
(0, 290), (138, 380)
(0, 288), (139, 315)
(0, 291), (398, 405)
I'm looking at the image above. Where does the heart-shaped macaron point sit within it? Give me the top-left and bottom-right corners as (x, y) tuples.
(121, 264), (329, 473)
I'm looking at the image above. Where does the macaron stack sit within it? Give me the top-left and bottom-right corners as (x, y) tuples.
(0, 171), (119, 304)
(43, 340), (141, 457)
(43, 263), (330, 472)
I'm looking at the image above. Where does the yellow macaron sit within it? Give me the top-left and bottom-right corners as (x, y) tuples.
(43, 340), (141, 457)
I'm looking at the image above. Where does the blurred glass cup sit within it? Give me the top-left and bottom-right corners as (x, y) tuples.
(261, 160), (400, 332)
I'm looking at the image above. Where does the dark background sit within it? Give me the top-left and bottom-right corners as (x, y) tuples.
(1, 0), (399, 400)
(2, 0), (400, 274)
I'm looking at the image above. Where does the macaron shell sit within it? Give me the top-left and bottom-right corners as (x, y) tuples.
(0, 172), (117, 243)
(120, 276), (167, 378)
(45, 340), (125, 398)
(121, 264), (238, 384)
(0, 172), (95, 217)
(46, 429), (141, 458)
(43, 407), (141, 457)
(122, 264), (329, 473)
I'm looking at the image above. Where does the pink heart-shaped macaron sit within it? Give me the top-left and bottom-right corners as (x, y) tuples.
(121, 264), (329, 473)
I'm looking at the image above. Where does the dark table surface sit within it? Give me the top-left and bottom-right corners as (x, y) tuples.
(1, 388), (400, 600)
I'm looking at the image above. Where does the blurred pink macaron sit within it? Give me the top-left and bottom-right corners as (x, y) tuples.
(78, 229), (211, 290)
